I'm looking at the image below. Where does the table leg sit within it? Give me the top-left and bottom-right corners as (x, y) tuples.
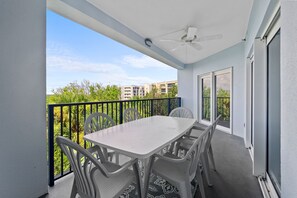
(139, 156), (155, 198)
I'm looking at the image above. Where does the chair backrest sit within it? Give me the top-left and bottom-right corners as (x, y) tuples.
(84, 112), (115, 135)
(169, 107), (194, 118)
(184, 125), (212, 177)
(123, 108), (142, 123)
(56, 136), (109, 198)
(205, 115), (222, 150)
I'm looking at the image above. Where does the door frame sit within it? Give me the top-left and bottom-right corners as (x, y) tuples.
(198, 68), (233, 134)
(265, 14), (281, 197)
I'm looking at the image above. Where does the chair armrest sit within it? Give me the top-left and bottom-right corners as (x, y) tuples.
(153, 153), (186, 163)
(107, 158), (138, 177)
(87, 145), (107, 162)
(193, 123), (205, 130)
(183, 134), (199, 139)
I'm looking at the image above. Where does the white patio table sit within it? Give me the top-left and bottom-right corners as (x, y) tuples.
(84, 115), (196, 198)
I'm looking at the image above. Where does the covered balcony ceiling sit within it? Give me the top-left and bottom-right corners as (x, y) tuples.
(48, 0), (254, 69)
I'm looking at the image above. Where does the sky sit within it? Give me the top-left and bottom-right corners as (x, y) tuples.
(46, 10), (177, 94)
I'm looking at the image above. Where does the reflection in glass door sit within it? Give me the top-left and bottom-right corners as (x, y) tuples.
(201, 76), (211, 122)
(267, 30), (281, 194)
(215, 72), (231, 128)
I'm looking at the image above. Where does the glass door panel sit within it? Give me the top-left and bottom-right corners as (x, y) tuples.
(201, 76), (211, 122)
(251, 61), (254, 146)
(215, 72), (231, 128)
(267, 30), (281, 194)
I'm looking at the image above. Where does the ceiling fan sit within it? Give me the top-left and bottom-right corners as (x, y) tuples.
(159, 27), (222, 52)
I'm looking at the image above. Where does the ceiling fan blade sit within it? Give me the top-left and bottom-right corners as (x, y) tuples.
(159, 39), (181, 43)
(170, 45), (182, 52)
(198, 34), (223, 42)
(188, 43), (202, 51)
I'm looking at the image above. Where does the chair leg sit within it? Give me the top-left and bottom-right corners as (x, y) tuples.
(208, 145), (216, 171)
(196, 170), (206, 198)
(70, 180), (77, 198)
(178, 181), (192, 198)
(201, 153), (213, 186)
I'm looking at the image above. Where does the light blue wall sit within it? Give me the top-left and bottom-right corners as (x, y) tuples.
(0, 1), (47, 197)
(281, 1), (297, 197)
(178, 43), (245, 137)
(178, 65), (194, 111)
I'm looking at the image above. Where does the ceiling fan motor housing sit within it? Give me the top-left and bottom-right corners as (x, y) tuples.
(185, 27), (198, 41)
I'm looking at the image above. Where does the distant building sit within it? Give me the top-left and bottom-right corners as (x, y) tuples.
(153, 80), (177, 95)
(121, 85), (144, 100)
(121, 80), (177, 100)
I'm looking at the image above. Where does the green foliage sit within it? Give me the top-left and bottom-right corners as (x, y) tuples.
(143, 85), (160, 99)
(48, 80), (180, 177)
(202, 87), (230, 122)
(167, 84), (178, 98)
(49, 80), (120, 104)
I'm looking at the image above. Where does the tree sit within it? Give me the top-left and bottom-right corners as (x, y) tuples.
(167, 84), (178, 98)
(48, 80), (121, 104)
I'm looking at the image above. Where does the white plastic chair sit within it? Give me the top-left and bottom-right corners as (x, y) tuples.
(123, 108), (142, 123)
(84, 112), (116, 161)
(179, 115), (221, 186)
(167, 107), (194, 154)
(169, 107), (194, 118)
(56, 136), (142, 198)
(149, 125), (212, 198)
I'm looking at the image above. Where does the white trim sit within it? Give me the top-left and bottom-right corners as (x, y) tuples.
(198, 73), (212, 125)
(214, 68), (233, 134)
(258, 176), (271, 198)
(266, 16), (280, 44)
(260, 3), (281, 40)
(266, 173), (280, 198)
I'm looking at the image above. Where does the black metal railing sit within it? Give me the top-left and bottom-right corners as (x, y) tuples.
(48, 97), (181, 186)
(202, 96), (230, 126)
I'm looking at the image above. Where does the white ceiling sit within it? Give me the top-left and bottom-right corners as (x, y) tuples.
(86, 0), (254, 64)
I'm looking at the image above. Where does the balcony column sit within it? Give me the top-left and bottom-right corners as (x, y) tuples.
(281, 1), (297, 197)
(0, 0), (47, 197)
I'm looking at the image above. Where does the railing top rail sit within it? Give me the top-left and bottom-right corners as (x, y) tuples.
(48, 97), (181, 107)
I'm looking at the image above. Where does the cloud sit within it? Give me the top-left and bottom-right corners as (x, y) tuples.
(46, 42), (175, 94)
(47, 55), (125, 74)
(122, 55), (170, 69)
(46, 44), (157, 88)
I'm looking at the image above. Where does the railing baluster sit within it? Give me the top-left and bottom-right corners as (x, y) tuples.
(60, 106), (63, 177)
(48, 105), (54, 186)
(48, 97), (181, 185)
(119, 101), (123, 124)
(76, 105), (79, 144)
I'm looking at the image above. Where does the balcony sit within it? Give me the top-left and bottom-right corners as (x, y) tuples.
(46, 97), (262, 198)
(3, 0), (296, 197)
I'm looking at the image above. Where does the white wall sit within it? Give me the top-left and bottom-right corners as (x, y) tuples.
(281, 1), (297, 197)
(178, 43), (245, 137)
(178, 65), (194, 111)
(0, 1), (47, 197)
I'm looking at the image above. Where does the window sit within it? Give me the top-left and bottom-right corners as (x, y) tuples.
(199, 68), (232, 133)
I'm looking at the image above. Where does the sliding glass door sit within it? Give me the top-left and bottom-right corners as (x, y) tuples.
(215, 71), (231, 129)
(199, 68), (232, 133)
(267, 30), (281, 194)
